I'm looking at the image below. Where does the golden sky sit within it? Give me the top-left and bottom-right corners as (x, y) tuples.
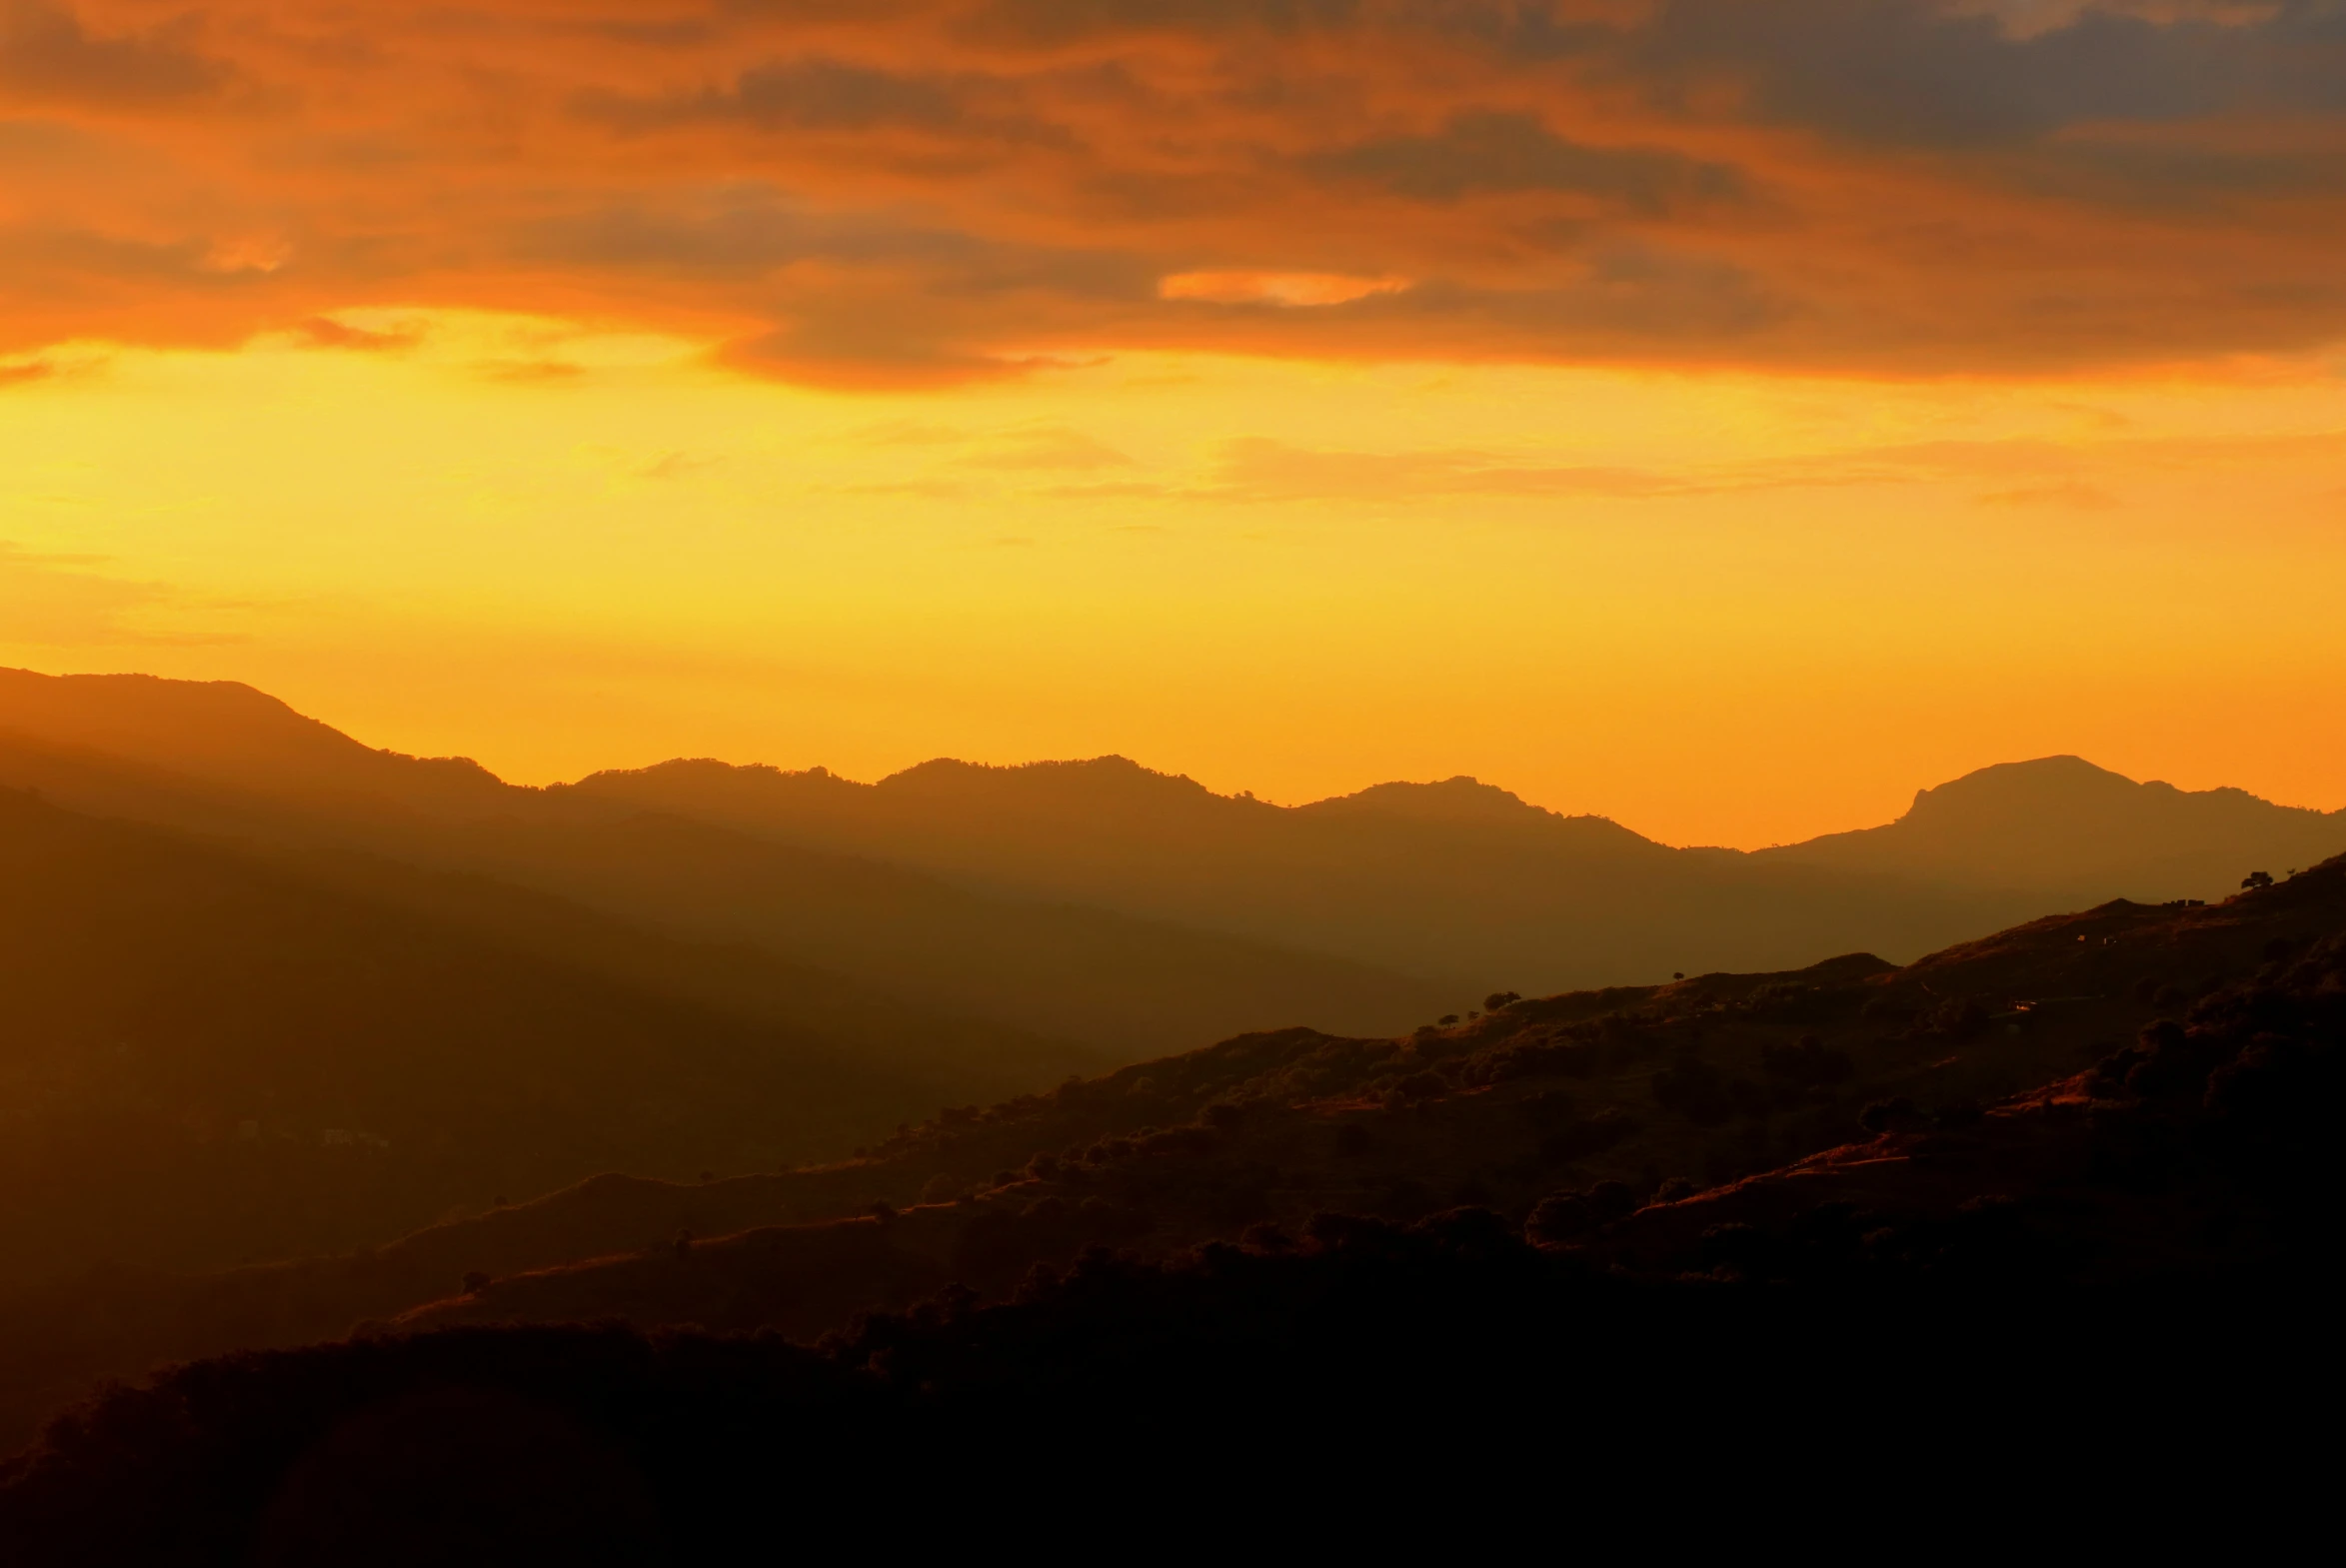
(4, 1), (2344, 846)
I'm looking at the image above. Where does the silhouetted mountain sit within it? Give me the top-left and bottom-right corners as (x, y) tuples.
(0, 784), (1112, 1289)
(24, 667), (2334, 1005)
(564, 755), (2045, 989)
(0, 668), (506, 813)
(1754, 754), (2346, 900)
(0, 677), (1450, 1057)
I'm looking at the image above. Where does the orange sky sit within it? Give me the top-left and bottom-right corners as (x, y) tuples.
(4, 2), (2344, 845)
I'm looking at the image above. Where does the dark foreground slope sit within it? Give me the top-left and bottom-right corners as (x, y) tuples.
(7, 874), (2338, 1557)
(5, 856), (2338, 1494)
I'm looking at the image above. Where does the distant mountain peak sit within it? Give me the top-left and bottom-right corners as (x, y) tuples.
(878, 755), (1221, 805)
(1758, 752), (2343, 899)
(1311, 776), (1556, 824)
(0, 666), (506, 804)
(1899, 755), (2323, 831)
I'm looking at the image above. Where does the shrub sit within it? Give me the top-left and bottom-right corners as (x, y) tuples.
(1390, 1071), (1447, 1103)
(1524, 1193), (1595, 1245)
(1858, 1097), (1925, 1134)
(1538, 1107), (1636, 1164)
(1760, 1034), (1854, 1086)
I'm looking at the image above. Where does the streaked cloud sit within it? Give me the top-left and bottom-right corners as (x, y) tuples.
(0, 0), (227, 109)
(0, 2), (2339, 383)
(960, 427), (1135, 470)
(1160, 272), (1409, 307)
(0, 542), (194, 646)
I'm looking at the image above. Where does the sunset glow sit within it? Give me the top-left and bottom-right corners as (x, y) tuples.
(6, 1), (2345, 845)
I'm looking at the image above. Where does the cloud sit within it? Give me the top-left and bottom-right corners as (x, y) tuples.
(1300, 112), (1745, 211)
(641, 450), (722, 479)
(0, 542), (215, 647)
(477, 359), (586, 384)
(1160, 271), (1408, 307)
(0, 358), (51, 386)
(1, 1), (2344, 381)
(1207, 439), (1696, 502)
(1977, 481), (2122, 508)
(0, 0), (228, 110)
(292, 316), (421, 353)
(576, 56), (1032, 139)
(960, 427), (1135, 470)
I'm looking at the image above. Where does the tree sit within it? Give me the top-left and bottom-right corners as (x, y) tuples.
(1859, 1097), (1926, 1134)
(2242, 870), (2275, 890)
(1483, 991), (1522, 1011)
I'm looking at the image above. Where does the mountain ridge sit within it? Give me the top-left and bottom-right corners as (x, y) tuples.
(13, 667), (2339, 1000)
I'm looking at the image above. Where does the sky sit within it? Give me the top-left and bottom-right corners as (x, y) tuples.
(3, 0), (2344, 847)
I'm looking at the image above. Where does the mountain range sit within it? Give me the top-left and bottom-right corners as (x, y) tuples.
(0, 664), (2337, 1297)
(0, 660), (2338, 1524)
(10, 667), (2338, 1011)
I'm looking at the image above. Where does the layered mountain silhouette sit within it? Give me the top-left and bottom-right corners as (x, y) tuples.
(566, 752), (2342, 990)
(0, 784), (1110, 1286)
(1754, 753), (2346, 897)
(8, 664), (2338, 1018)
(0, 672), (1448, 1058)
(2, 660), (2338, 1463)
(5, 852), (2336, 1534)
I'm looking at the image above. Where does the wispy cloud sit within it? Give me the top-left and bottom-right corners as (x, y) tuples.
(0, 542), (240, 647)
(959, 427), (1134, 471)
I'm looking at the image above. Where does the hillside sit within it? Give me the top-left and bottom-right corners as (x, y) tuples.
(4, 859), (2335, 1550)
(7, 854), (2335, 1455)
(0, 785), (1109, 1287)
(379, 857), (2344, 1341)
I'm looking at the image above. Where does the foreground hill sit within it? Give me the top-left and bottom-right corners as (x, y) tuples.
(0, 676), (1452, 1055)
(6, 854), (2334, 1456)
(5, 862), (2335, 1553)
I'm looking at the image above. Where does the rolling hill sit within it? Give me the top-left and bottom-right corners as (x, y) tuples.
(7, 853), (2335, 1457)
(3, 857), (2334, 1553)
(0, 784), (1109, 1286)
